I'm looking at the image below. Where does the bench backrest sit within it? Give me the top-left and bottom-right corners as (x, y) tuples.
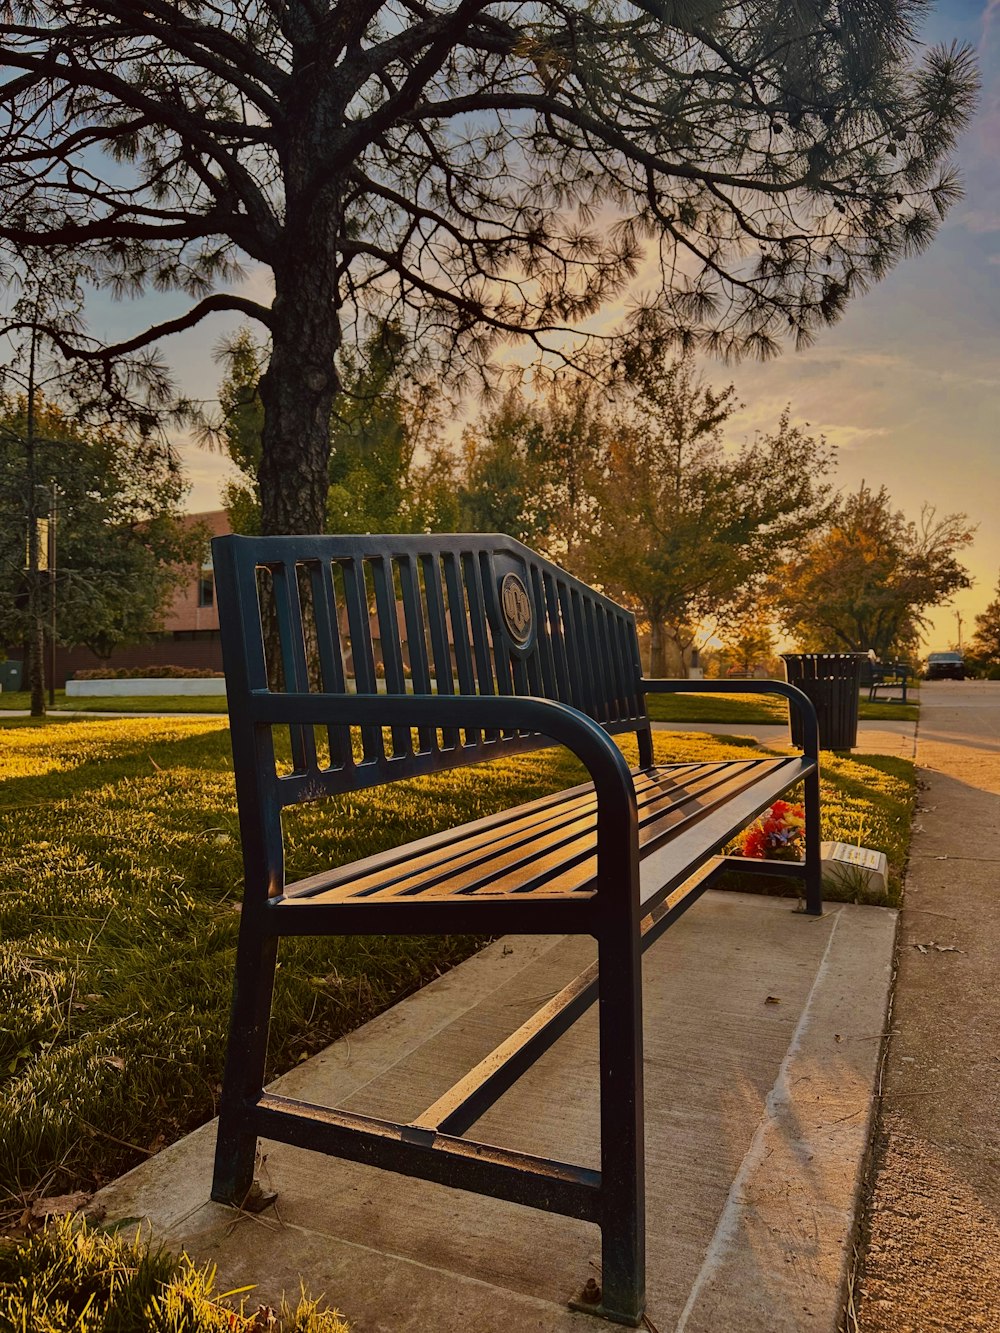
(213, 533), (650, 816)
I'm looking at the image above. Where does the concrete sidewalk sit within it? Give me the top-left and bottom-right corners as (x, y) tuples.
(651, 719), (917, 760)
(93, 891), (896, 1332)
(856, 681), (1000, 1330)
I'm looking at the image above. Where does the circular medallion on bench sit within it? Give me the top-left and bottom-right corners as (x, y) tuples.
(500, 572), (533, 647)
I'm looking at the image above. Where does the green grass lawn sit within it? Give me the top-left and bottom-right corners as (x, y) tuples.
(0, 716), (915, 1227)
(0, 1214), (347, 1331)
(1, 687), (917, 724)
(644, 689), (918, 725)
(0, 689), (227, 713)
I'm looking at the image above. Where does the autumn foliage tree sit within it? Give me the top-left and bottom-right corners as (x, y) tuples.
(0, 0), (977, 537)
(970, 575), (1000, 669)
(582, 361), (835, 674)
(775, 484), (975, 659)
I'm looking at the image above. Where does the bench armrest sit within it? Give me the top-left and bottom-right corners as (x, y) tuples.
(639, 677), (820, 760)
(248, 690), (638, 878)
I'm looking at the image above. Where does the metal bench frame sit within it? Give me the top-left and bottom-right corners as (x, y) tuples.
(210, 533), (822, 1327)
(863, 659), (911, 704)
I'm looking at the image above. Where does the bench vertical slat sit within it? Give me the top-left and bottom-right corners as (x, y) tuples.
(422, 554), (460, 751)
(340, 557), (384, 764)
(604, 606), (628, 722)
(557, 581), (586, 712)
(542, 570), (572, 705)
(480, 550), (516, 700)
(586, 599), (612, 724)
(372, 555), (411, 758)
(443, 552), (479, 747)
(271, 559), (317, 776)
(570, 587), (598, 719)
(398, 555), (435, 755)
(463, 551), (499, 743)
(590, 603), (611, 720)
(618, 614), (644, 720)
(307, 560), (352, 772)
(528, 564), (556, 698)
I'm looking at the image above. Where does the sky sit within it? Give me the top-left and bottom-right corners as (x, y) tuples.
(86, 0), (999, 654)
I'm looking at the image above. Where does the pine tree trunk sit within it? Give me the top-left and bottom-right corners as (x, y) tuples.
(255, 212), (342, 681)
(257, 221), (342, 537)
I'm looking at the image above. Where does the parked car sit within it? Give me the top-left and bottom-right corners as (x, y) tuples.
(925, 651), (965, 680)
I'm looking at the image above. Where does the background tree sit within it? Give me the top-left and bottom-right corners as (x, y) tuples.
(775, 484), (974, 659)
(0, 1), (977, 539)
(456, 392), (549, 548)
(0, 395), (200, 668)
(717, 612), (779, 680)
(1, 249), (180, 710)
(581, 362), (835, 674)
(211, 324), (457, 535)
(970, 574), (1000, 670)
(457, 378), (605, 558)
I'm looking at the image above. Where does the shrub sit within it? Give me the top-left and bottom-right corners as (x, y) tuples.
(73, 667), (224, 681)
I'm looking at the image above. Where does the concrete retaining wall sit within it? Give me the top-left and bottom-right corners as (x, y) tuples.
(66, 677), (227, 697)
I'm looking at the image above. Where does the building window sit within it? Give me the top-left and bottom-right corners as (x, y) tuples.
(197, 548), (215, 609)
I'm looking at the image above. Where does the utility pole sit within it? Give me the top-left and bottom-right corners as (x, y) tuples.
(956, 610), (964, 652)
(48, 482), (57, 705)
(25, 305), (46, 718)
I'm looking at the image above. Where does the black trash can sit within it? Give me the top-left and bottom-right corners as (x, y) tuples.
(0, 660), (23, 691)
(781, 652), (867, 750)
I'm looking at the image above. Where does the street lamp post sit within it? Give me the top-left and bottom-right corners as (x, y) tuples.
(48, 482), (57, 706)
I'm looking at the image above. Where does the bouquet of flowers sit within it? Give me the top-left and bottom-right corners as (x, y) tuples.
(739, 800), (806, 860)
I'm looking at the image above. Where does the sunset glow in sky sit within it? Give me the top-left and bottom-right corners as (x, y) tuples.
(92, 0), (998, 653)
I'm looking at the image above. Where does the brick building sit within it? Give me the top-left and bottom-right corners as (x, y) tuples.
(52, 510), (230, 686)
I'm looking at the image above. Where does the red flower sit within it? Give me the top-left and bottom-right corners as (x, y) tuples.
(741, 827), (767, 858)
(739, 801), (807, 860)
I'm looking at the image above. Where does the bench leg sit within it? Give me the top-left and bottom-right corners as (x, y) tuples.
(211, 928), (279, 1206)
(804, 765), (823, 916)
(594, 922), (645, 1326)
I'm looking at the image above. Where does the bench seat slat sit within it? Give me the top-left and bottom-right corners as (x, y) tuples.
(288, 760), (739, 904)
(276, 756), (806, 907)
(279, 762), (706, 901)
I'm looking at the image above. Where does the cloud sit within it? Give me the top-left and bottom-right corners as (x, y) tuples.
(814, 424), (891, 451)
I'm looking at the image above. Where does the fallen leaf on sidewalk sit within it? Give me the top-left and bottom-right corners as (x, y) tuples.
(764, 995), (781, 1005)
(913, 941), (965, 954)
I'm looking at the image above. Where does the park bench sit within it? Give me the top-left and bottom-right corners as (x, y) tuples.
(861, 658), (911, 704)
(210, 533), (822, 1327)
